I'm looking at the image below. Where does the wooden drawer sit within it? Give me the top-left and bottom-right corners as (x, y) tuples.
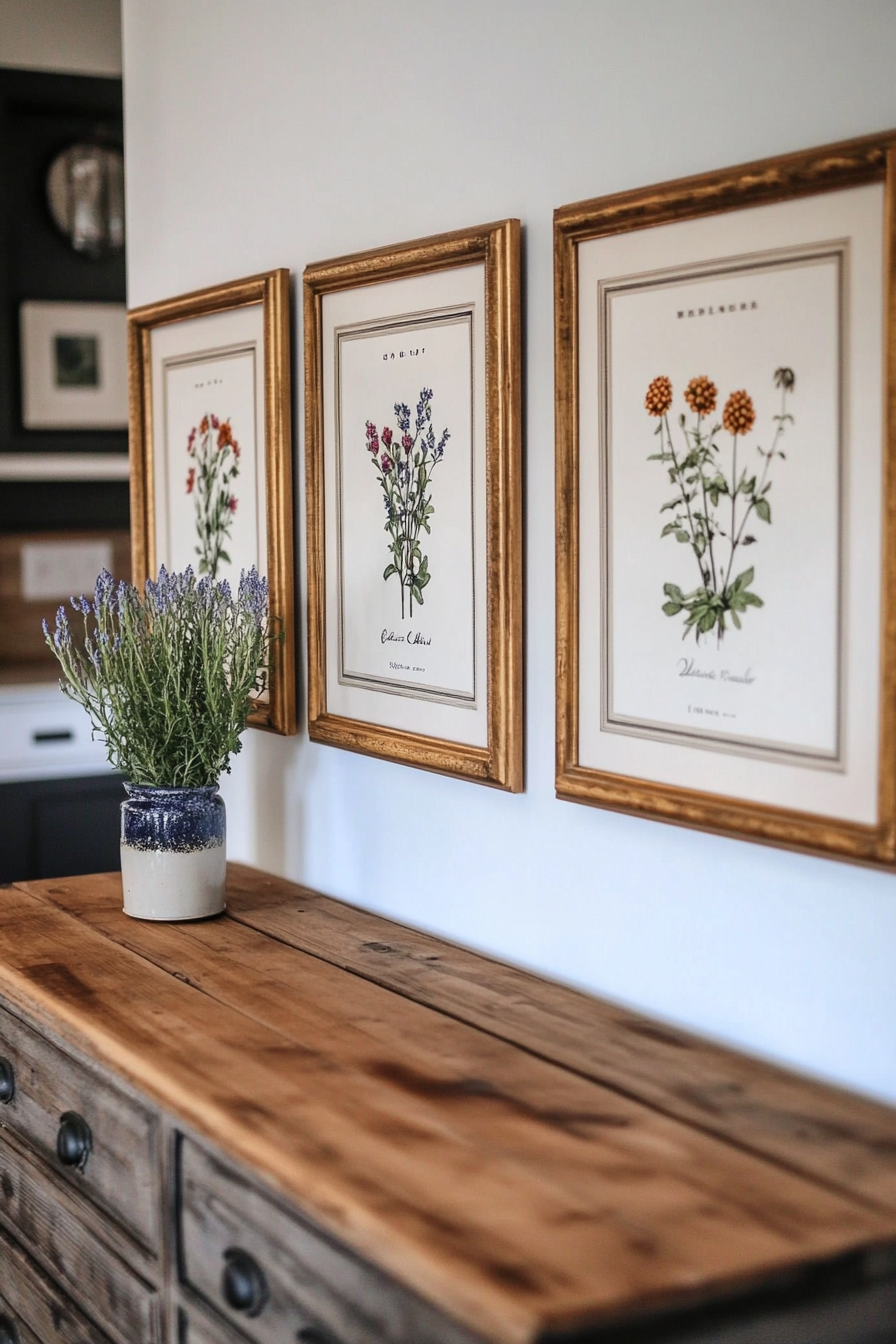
(0, 997), (158, 1248)
(0, 1127), (161, 1343)
(179, 1294), (256, 1344)
(0, 1222), (113, 1344)
(178, 1135), (481, 1344)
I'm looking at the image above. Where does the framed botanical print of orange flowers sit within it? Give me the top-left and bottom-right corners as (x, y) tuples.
(127, 270), (296, 735)
(555, 131), (896, 864)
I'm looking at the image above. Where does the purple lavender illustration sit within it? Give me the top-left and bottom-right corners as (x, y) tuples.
(366, 388), (449, 617)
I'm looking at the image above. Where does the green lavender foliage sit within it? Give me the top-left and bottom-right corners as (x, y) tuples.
(43, 566), (278, 787)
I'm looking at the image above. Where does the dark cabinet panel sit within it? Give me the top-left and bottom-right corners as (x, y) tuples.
(0, 773), (123, 882)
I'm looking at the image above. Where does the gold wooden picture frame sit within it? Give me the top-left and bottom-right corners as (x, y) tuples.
(304, 220), (522, 789)
(555, 132), (896, 863)
(128, 269), (296, 735)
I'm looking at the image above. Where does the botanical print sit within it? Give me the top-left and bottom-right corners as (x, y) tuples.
(334, 308), (477, 708)
(589, 243), (843, 765)
(644, 367), (795, 644)
(185, 414), (241, 578)
(365, 388), (450, 618)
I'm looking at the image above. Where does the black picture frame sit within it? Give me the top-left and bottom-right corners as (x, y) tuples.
(0, 66), (129, 532)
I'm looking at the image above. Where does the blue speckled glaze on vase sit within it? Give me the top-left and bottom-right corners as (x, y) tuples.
(120, 784), (226, 921)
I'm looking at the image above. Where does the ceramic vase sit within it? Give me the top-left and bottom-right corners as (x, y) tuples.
(120, 784), (226, 921)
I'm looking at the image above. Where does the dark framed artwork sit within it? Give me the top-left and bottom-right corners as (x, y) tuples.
(0, 66), (129, 532)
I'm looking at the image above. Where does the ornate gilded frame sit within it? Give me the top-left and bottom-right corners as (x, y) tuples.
(127, 269), (296, 735)
(555, 132), (896, 863)
(304, 220), (522, 789)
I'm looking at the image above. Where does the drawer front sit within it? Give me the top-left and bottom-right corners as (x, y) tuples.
(0, 1223), (113, 1344)
(0, 1128), (161, 1343)
(179, 1136), (480, 1344)
(179, 1297), (254, 1344)
(0, 687), (111, 782)
(0, 998), (158, 1247)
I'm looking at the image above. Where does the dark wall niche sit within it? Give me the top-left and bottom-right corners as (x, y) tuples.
(0, 66), (129, 533)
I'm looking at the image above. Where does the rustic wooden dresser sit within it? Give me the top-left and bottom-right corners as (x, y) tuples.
(0, 864), (895, 1344)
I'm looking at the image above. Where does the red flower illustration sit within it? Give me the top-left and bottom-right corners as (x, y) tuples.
(186, 414), (241, 576)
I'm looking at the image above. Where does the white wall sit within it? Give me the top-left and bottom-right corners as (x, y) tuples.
(0, 0), (121, 76)
(122, 0), (896, 1104)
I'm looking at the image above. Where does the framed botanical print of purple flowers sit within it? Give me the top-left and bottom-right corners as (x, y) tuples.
(304, 220), (522, 790)
(366, 389), (449, 618)
(127, 270), (296, 735)
(555, 130), (896, 865)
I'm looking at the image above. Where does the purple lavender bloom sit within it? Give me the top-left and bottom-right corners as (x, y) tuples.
(115, 580), (132, 617)
(395, 402), (411, 432)
(433, 426), (450, 463)
(416, 388), (433, 430)
(52, 605), (71, 650)
(238, 566), (269, 628)
(94, 568), (114, 611)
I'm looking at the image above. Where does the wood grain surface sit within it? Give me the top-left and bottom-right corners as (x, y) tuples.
(0, 1127), (159, 1342)
(0, 1219), (115, 1344)
(213, 866), (896, 1216)
(5, 867), (896, 1344)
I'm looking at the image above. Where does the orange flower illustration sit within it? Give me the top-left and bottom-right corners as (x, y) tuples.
(644, 375), (673, 417)
(722, 390), (755, 436)
(683, 375), (717, 416)
(645, 368), (795, 644)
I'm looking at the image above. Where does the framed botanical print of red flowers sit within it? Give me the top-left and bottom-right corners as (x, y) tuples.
(127, 270), (296, 735)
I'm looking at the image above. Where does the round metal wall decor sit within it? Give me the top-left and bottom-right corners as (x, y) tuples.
(45, 142), (125, 258)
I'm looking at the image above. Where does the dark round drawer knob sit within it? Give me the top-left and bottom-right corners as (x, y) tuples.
(0, 1058), (14, 1104)
(56, 1111), (92, 1169)
(0, 1313), (20, 1344)
(222, 1247), (268, 1317)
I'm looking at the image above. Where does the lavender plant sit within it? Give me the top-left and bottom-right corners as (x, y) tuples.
(186, 414), (240, 578)
(43, 566), (277, 787)
(645, 367), (795, 644)
(366, 388), (450, 617)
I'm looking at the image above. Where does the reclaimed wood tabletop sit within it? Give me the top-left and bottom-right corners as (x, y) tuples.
(2, 863), (896, 1344)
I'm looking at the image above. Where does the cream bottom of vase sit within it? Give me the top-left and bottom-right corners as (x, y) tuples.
(120, 841), (226, 920)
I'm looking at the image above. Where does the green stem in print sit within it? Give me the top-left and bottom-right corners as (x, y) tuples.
(645, 367), (795, 644)
(186, 415), (241, 579)
(365, 388), (449, 618)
